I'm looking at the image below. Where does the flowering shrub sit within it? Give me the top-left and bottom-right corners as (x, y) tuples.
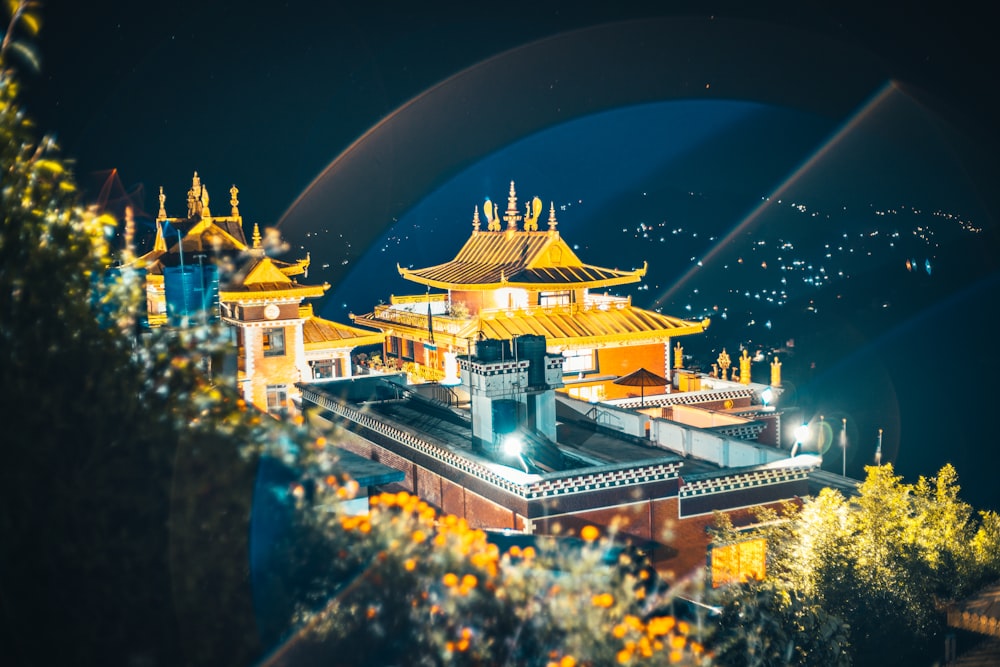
(270, 477), (712, 667)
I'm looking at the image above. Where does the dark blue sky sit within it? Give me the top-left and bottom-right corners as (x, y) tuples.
(19, 2), (1000, 509)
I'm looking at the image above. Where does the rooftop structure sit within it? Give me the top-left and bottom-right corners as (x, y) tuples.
(126, 172), (384, 414)
(350, 181), (709, 402)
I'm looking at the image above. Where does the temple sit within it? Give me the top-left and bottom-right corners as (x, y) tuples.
(128, 172), (383, 414)
(350, 181), (709, 402)
(298, 180), (848, 581)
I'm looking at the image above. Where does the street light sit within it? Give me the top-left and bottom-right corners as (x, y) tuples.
(792, 423), (809, 458)
(840, 417), (848, 477)
(875, 428), (883, 466)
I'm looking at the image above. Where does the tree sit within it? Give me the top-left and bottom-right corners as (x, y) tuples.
(716, 463), (1000, 665)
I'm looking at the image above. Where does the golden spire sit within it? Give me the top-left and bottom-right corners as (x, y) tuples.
(187, 171), (200, 217)
(157, 186), (167, 221)
(252, 222), (262, 249)
(472, 206), (481, 233)
(503, 180), (521, 231)
(771, 356), (782, 387)
(547, 201), (558, 234)
(739, 349), (751, 385)
(230, 184), (240, 217)
(674, 342), (684, 369)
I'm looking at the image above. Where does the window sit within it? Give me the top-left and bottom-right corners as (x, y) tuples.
(266, 384), (288, 414)
(312, 359), (334, 379)
(263, 327), (285, 357)
(540, 290), (572, 307)
(562, 348), (595, 373)
(402, 338), (414, 360)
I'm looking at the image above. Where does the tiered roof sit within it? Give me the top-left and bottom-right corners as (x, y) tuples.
(398, 181), (645, 291)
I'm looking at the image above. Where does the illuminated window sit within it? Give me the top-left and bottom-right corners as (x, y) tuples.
(262, 327), (285, 357)
(266, 384), (288, 414)
(563, 348), (595, 373)
(540, 290), (572, 307)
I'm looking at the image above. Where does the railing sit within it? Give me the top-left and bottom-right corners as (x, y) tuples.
(364, 293), (634, 333)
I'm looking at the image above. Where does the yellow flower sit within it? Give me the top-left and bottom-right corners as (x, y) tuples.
(560, 656), (577, 667)
(581, 525), (600, 542)
(442, 572), (458, 587)
(404, 558), (416, 571)
(612, 624), (628, 639)
(412, 529), (427, 544)
(461, 574), (478, 589)
(617, 648), (632, 664)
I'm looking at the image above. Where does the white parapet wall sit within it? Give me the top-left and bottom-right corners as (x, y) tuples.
(556, 393), (787, 467)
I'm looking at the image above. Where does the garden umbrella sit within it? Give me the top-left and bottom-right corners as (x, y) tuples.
(613, 367), (669, 406)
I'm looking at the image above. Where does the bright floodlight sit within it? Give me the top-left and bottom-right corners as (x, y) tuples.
(502, 435), (523, 457)
(794, 423), (809, 444)
(761, 387), (773, 406)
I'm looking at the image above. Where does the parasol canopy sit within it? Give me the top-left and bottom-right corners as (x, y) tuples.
(613, 367), (669, 405)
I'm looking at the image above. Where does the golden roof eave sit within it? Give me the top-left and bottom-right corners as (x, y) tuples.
(397, 265), (646, 291)
(220, 284), (328, 301)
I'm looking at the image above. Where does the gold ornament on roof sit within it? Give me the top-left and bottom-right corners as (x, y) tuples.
(524, 196), (542, 231)
(503, 180), (521, 231)
(157, 186), (167, 221)
(472, 206), (481, 232)
(717, 348), (731, 379)
(230, 184), (240, 217)
(674, 342), (683, 369)
(771, 356), (782, 387)
(547, 201), (558, 233)
(739, 349), (751, 385)
(252, 223), (262, 249)
(484, 198), (499, 231)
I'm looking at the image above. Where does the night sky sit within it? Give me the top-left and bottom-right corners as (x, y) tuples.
(19, 1), (1000, 510)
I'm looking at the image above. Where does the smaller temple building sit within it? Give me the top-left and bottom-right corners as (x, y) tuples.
(127, 172), (383, 414)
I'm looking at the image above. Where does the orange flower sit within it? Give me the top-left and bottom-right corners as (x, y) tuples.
(412, 529), (427, 544)
(591, 593), (614, 608)
(442, 573), (458, 587)
(560, 656), (577, 667)
(404, 558), (416, 571)
(461, 574), (478, 589)
(617, 648), (632, 664)
(581, 525), (600, 542)
(612, 624), (628, 639)
(522, 546), (536, 560)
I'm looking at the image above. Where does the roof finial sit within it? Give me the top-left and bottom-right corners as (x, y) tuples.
(157, 186), (167, 221)
(547, 201), (558, 234)
(524, 196), (542, 231)
(503, 180), (521, 231)
(230, 184), (240, 217)
(252, 222), (262, 249)
(472, 205), (481, 232)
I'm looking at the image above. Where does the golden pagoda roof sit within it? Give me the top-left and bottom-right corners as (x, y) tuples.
(351, 301), (709, 349)
(463, 306), (708, 347)
(301, 305), (384, 349)
(398, 182), (645, 290)
(220, 256), (328, 301)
